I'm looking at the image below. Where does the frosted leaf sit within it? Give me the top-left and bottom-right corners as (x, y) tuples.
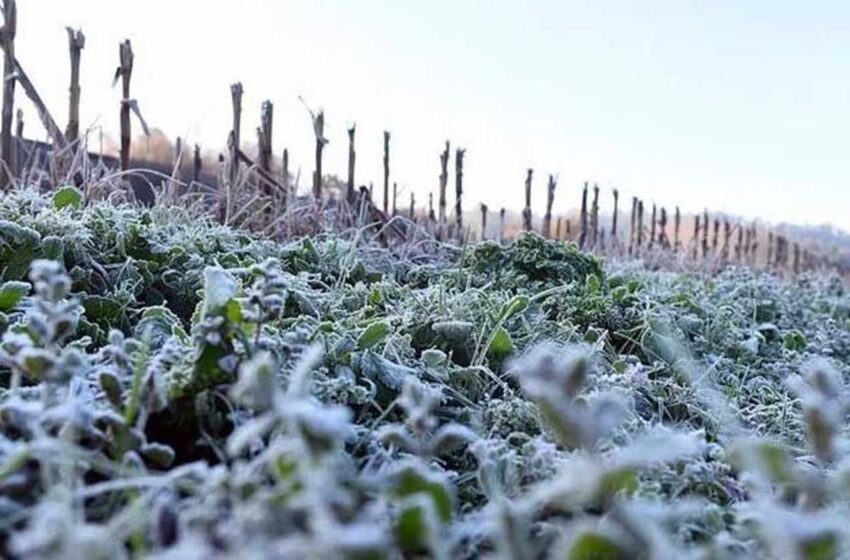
(612, 429), (705, 467)
(288, 400), (353, 456)
(227, 414), (277, 457)
(231, 352), (279, 411)
(510, 342), (592, 401)
(29, 260), (70, 302)
(286, 343), (324, 398)
(377, 425), (420, 454)
(428, 424), (478, 457)
(358, 351), (415, 392)
(332, 522), (389, 557)
(202, 266), (238, 313)
(141, 442), (176, 468)
(432, 320), (475, 344)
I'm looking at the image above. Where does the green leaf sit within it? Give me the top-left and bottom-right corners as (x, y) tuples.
(368, 287), (382, 306)
(396, 502), (430, 552)
(801, 534), (839, 560)
(0, 221), (40, 281)
(224, 299), (243, 324)
(487, 327), (514, 361)
(784, 330), (807, 352)
(393, 466), (453, 523)
(358, 320), (390, 350)
(500, 295), (529, 321)
(53, 185), (83, 210)
(585, 274), (602, 294)
(567, 530), (630, 560)
(594, 467), (638, 503)
(41, 236), (64, 260)
(0, 281), (29, 311)
(83, 295), (124, 321)
(611, 285), (629, 303)
(392, 466), (454, 553)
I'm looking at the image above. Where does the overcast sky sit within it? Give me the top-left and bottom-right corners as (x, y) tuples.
(15, 0), (850, 230)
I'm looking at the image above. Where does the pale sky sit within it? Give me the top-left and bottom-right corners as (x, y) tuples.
(15, 0), (850, 230)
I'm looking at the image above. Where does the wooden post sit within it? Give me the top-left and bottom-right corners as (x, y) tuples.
(409, 192), (415, 221)
(217, 152), (224, 188)
(347, 124), (356, 202)
(579, 182), (588, 249)
(65, 27), (85, 144)
(312, 110), (326, 200)
(438, 141), (449, 238)
(693, 215), (701, 260)
(750, 224), (759, 266)
(392, 182), (398, 216)
(281, 148), (289, 207)
(193, 144), (201, 183)
(228, 82), (243, 186)
(649, 203), (657, 249)
(611, 188), (619, 240)
(767, 231), (774, 267)
(712, 218), (720, 253)
(13, 107), (21, 176)
(591, 184), (600, 249)
(793, 242), (800, 274)
(118, 40), (134, 172)
(480, 203), (488, 241)
(636, 200), (644, 252)
(543, 174), (556, 238)
(173, 136), (182, 172)
(523, 169), (533, 232)
(781, 236), (789, 268)
(258, 100), (273, 177)
(556, 216), (562, 240)
(0, 0), (16, 188)
(783, 236), (789, 268)
(383, 131), (390, 214)
(454, 147), (465, 234)
(659, 207), (668, 248)
(735, 225), (743, 262)
(723, 221), (731, 263)
(702, 210), (709, 260)
(566, 219), (572, 240)
(428, 192), (436, 223)
(629, 196), (637, 255)
(499, 207), (506, 244)
(674, 206), (681, 252)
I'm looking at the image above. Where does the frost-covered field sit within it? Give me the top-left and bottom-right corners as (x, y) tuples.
(1, 188), (849, 559)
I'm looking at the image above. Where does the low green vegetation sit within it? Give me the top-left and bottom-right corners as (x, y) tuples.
(0, 188), (849, 558)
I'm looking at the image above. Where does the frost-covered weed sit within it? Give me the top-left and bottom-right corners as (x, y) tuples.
(0, 191), (849, 558)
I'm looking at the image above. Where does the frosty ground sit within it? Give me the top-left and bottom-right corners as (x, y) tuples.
(0, 188), (848, 558)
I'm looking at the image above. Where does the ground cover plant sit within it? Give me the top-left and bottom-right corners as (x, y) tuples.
(0, 187), (849, 559)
